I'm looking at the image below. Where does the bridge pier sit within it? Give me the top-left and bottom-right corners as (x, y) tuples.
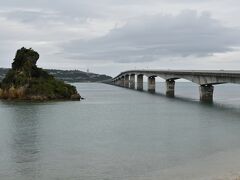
(148, 76), (155, 93)
(124, 75), (130, 88)
(130, 74), (135, 89)
(120, 77), (124, 87)
(166, 80), (175, 97)
(137, 75), (143, 91)
(199, 85), (214, 102)
(118, 79), (121, 86)
(117, 79), (121, 86)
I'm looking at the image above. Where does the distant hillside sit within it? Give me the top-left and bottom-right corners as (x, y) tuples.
(0, 68), (112, 83)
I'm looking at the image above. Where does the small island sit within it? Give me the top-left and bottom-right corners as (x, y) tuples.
(0, 47), (81, 101)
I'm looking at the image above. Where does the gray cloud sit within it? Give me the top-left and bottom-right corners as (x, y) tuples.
(1, 0), (240, 75)
(64, 11), (240, 63)
(0, 0), (228, 22)
(0, 9), (59, 24)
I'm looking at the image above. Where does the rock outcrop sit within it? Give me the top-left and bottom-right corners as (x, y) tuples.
(0, 47), (81, 101)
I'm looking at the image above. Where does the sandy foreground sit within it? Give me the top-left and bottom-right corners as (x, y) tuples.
(127, 147), (240, 180)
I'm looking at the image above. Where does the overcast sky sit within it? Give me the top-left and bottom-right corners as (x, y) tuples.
(0, 0), (240, 76)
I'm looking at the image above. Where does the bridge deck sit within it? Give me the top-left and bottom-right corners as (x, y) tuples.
(115, 70), (240, 78)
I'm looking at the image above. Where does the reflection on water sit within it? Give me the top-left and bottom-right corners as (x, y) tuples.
(0, 83), (240, 180)
(7, 103), (41, 179)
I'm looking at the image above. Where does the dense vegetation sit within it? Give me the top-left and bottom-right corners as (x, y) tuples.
(0, 47), (80, 100)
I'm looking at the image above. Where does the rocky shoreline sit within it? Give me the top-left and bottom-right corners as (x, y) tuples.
(0, 86), (81, 101)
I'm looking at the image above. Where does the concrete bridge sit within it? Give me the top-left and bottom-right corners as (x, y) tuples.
(111, 70), (240, 102)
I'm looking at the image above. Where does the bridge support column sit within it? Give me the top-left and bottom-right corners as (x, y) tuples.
(166, 80), (175, 97)
(130, 74), (135, 89)
(148, 76), (155, 93)
(124, 75), (130, 88)
(199, 85), (214, 102)
(116, 79), (120, 86)
(120, 77), (124, 87)
(137, 75), (143, 91)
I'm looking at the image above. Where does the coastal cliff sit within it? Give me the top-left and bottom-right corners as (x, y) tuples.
(0, 47), (81, 101)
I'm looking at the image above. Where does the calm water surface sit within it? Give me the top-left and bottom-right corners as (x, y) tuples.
(1, 82), (240, 180)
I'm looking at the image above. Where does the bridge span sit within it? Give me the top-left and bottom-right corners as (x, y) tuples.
(111, 70), (240, 102)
